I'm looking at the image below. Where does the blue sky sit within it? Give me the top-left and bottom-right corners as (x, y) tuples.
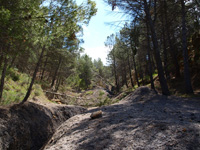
(77, 0), (127, 65)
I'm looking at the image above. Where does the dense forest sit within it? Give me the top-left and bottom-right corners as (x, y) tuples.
(0, 0), (199, 105)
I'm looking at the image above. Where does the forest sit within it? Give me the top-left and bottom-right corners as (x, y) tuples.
(0, 0), (200, 150)
(0, 0), (199, 106)
(1, 0), (199, 106)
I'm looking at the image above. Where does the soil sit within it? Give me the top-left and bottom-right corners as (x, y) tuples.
(0, 100), (86, 150)
(43, 86), (200, 150)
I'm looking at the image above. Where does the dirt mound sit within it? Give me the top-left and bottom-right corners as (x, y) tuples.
(43, 87), (200, 150)
(0, 101), (86, 150)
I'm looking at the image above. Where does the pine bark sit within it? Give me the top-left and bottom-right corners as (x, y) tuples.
(163, 0), (180, 78)
(0, 56), (8, 101)
(181, 0), (193, 94)
(127, 54), (134, 87)
(113, 56), (119, 92)
(143, 0), (170, 95)
(20, 47), (45, 104)
(131, 48), (140, 87)
(51, 56), (62, 88)
(40, 56), (48, 81)
(146, 23), (155, 90)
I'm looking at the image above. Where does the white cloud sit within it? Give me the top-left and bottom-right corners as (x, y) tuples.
(82, 46), (110, 65)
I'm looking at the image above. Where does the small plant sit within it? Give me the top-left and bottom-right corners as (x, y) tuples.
(99, 91), (105, 96)
(96, 97), (111, 107)
(85, 91), (94, 95)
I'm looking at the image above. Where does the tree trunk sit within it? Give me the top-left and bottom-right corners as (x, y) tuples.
(40, 56), (48, 81)
(146, 23), (155, 90)
(9, 54), (18, 68)
(131, 48), (140, 87)
(123, 60), (128, 88)
(20, 47), (46, 104)
(139, 64), (145, 86)
(163, 0), (180, 78)
(143, 0), (170, 95)
(55, 76), (61, 92)
(181, 0), (193, 94)
(161, 5), (170, 79)
(113, 56), (119, 92)
(51, 56), (62, 88)
(0, 48), (4, 69)
(127, 55), (134, 87)
(0, 56), (8, 101)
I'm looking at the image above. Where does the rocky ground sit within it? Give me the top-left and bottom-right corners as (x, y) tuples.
(43, 87), (200, 150)
(0, 100), (86, 150)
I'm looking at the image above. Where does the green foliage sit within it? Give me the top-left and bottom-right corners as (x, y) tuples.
(96, 97), (112, 107)
(85, 91), (94, 95)
(99, 91), (105, 96)
(6, 68), (20, 81)
(78, 54), (93, 89)
(0, 7), (11, 25)
(0, 70), (44, 105)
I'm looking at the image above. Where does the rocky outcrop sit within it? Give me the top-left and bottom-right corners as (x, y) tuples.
(43, 87), (200, 150)
(0, 101), (86, 150)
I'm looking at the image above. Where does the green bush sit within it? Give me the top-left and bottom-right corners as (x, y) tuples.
(6, 68), (20, 81)
(0, 69), (45, 105)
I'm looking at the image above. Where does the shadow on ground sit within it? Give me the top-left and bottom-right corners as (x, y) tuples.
(44, 87), (200, 150)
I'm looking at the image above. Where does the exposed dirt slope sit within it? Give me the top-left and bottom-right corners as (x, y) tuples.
(0, 100), (86, 150)
(43, 86), (200, 150)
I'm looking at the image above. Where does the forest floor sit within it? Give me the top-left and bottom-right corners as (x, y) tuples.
(43, 86), (200, 150)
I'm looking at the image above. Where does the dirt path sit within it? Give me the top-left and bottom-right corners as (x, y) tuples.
(43, 87), (200, 150)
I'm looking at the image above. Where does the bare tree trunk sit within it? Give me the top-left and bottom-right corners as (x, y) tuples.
(51, 56), (62, 88)
(123, 60), (128, 88)
(163, 0), (180, 78)
(113, 56), (119, 92)
(139, 64), (145, 86)
(146, 23), (155, 90)
(143, 0), (170, 95)
(20, 47), (45, 104)
(131, 48), (140, 87)
(0, 56), (8, 101)
(127, 54), (134, 87)
(181, 0), (193, 94)
(0, 47), (3, 68)
(40, 56), (48, 81)
(55, 76), (61, 92)
(161, 5), (170, 79)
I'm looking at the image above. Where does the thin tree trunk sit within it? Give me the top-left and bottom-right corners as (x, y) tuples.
(139, 64), (145, 86)
(143, 0), (170, 95)
(113, 56), (119, 92)
(40, 56), (48, 81)
(0, 56), (8, 101)
(127, 55), (134, 87)
(55, 76), (61, 92)
(161, 6), (170, 79)
(51, 56), (62, 88)
(146, 23), (155, 90)
(9, 54), (18, 68)
(123, 61), (128, 88)
(163, 0), (180, 78)
(0, 48), (3, 69)
(181, 0), (193, 94)
(131, 48), (140, 87)
(20, 47), (46, 104)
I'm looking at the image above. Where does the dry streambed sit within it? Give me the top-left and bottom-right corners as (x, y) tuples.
(43, 87), (200, 150)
